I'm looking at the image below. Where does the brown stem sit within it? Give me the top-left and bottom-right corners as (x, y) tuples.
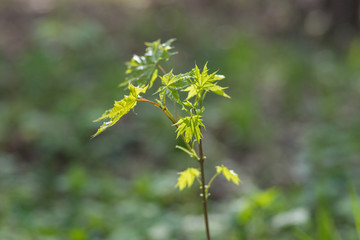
(199, 138), (211, 240)
(137, 97), (175, 124)
(137, 97), (161, 108)
(174, 101), (178, 121)
(157, 64), (167, 75)
(137, 97), (193, 154)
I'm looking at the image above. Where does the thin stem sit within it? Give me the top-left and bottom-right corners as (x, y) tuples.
(207, 172), (220, 190)
(137, 97), (162, 109)
(157, 64), (167, 75)
(137, 97), (175, 124)
(137, 97), (193, 154)
(163, 106), (194, 156)
(199, 138), (211, 240)
(174, 101), (178, 121)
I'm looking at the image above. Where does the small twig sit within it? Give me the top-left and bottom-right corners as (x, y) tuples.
(174, 101), (178, 120)
(207, 172), (220, 191)
(137, 97), (193, 154)
(137, 97), (175, 124)
(157, 64), (167, 75)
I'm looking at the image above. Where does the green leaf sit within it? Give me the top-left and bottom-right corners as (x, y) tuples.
(183, 84), (198, 100)
(92, 84), (147, 137)
(149, 68), (158, 88)
(176, 168), (200, 190)
(184, 63), (230, 99)
(175, 115), (204, 143)
(145, 38), (177, 62)
(155, 70), (190, 103)
(216, 165), (241, 185)
(122, 39), (176, 87)
(122, 55), (157, 87)
(208, 85), (230, 98)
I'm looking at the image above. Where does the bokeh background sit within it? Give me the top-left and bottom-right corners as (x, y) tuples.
(1, 0), (360, 239)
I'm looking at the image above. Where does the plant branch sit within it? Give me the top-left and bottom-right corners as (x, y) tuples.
(207, 172), (220, 191)
(174, 101), (178, 120)
(199, 137), (211, 240)
(137, 97), (175, 123)
(137, 97), (194, 155)
(157, 64), (167, 75)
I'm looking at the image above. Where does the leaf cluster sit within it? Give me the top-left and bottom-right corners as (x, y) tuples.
(92, 39), (239, 194)
(94, 40), (229, 148)
(92, 84), (147, 138)
(123, 39), (176, 88)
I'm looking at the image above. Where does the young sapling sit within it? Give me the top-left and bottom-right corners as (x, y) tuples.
(92, 39), (240, 240)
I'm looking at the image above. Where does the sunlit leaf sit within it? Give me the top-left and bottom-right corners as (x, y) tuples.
(155, 70), (191, 103)
(216, 165), (241, 185)
(184, 63), (230, 99)
(176, 168), (200, 190)
(122, 39), (176, 87)
(175, 115), (204, 143)
(145, 38), (177, 62)
(183, 84), (198, 100)
(122, 54), (156, 87)
(149, 68), (158, 88)
(208, 85), (230, 98)
(92, 84), (147, 137)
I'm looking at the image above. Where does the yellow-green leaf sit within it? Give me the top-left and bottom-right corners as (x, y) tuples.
(176, 168), (200, 190)
(149, 69), (158, 88)
(208, 85), (230, 98)
(122, 39), (176, 87)
(175, 115), (204, 143)
(184, 85), (198, 100)
(92, 84), (147, 138)
(183, 63), (230, 99)
(216, 165), (241, 185)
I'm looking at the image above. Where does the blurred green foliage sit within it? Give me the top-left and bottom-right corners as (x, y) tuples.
(1, 0), (360, 239)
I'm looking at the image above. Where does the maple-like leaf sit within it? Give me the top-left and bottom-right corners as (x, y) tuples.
(92, 84), (147, 137)
(184, 63), (230, 100)
(122, 39), (176, 87)
(176, 168), (200, 190)
(155, 70), (191, 103)
(216, 165), (241, 185)
(175, 115), (204, 143)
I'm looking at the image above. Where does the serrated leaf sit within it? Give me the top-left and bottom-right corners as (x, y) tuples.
(184, 63), (230, 99)
(184, 85), (198, 100)
(208, 85), (230, 98)
(176, 168), (200, 190)
(145, 38), (177, 62)
(175, 115), (204, 143)
(92, 84), (147, 137)
(216, 165), (241, 185)
(123, 55), (157, 87)
(155, 70), (191, 103)
(149, 68), (158, 88)
(121, 39), (176, 87)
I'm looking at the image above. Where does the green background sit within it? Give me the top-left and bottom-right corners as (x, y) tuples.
(1, 0), (360, 239)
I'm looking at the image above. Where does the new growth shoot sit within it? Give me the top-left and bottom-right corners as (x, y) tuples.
(92, 39), (240, 240)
